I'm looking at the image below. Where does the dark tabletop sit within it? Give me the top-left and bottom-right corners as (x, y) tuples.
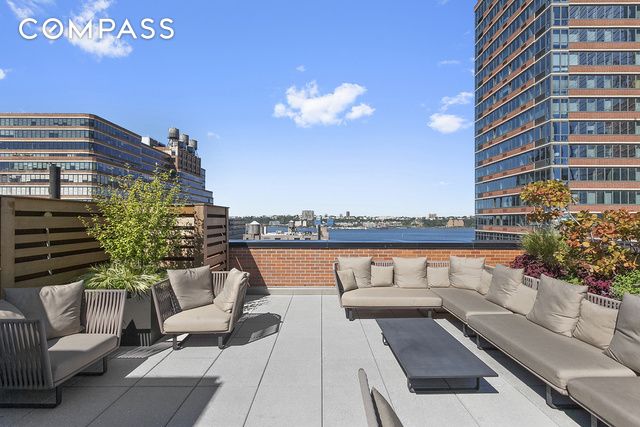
(377, 318), (497, 380)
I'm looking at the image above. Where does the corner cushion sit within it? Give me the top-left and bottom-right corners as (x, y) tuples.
(341, 288), (441, 308)
(567, 377), (640, 427)
(432, 288), (510, 322)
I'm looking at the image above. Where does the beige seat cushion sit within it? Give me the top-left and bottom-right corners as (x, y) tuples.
(427, 267), (450, 288)
(372, 265), (394, 288)
(341, 288), (442, 308)
(527, 275), (588, 337)
(573, 300), (618, 350)
(432, 288), (510, 322)
(5, 281), (84, 340)
(605, 294), (640, 373)
(372, 387), (404, 427)
(168, 266), (214, 310)
(503, 285), (537, 316)
(337, 269), (358, 293)
(485, 265), (524, 308)
(468, 314), (635, 391)
(214, 269), (248, 313)
(48, 333), (118, 384)
(478, 270), (493, 295)
(449, 256), (485, 291)
(164, 304), (231, 333)
(392, 257), (427, 289)
(0, 300), (25, 319)
(338, 257), (372, 288)
(568, 377), (640, 427)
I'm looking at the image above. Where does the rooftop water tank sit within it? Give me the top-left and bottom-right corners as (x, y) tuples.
(189, 139), (198, 151)
(168, 128), (180, 140)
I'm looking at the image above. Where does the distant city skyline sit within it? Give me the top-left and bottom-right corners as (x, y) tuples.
(0, 0), (475, 216)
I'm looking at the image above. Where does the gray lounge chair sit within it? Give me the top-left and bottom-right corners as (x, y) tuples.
(0, 289), (126, 408)
(358, 368), (404, 427)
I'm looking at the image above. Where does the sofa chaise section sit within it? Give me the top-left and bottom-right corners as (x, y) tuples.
(431, 288), (510, 328)
(341, 288), (442, 310)
(567, 377), (640, 427)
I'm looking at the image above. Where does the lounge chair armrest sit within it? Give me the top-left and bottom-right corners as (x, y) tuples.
(0, 319), (53, 390)
(151, 279), (182, 334)
(228, 274), (249, 330)
(82, 290), (127, 341)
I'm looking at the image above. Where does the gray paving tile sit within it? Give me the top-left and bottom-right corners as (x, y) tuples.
(137, 357), (215, 387)
(0, 407), (32, 426)
(67, 356), (166, 387)
(244, 384), (322, 427)
(167, 385), (255, 427)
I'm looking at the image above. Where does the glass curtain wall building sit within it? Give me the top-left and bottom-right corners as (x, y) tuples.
(474, 0), (640, 240)
(0, 113), (213, 204)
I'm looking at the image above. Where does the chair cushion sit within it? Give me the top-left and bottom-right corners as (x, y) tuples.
(0, 300), (25, 319)
(372, 387), (404, 427)
(168, 266), (214, 310)
(338, 257), (372, 288)
(526, 275), (588, 337)
(503, 285), (537, 316)
(432, 288), (510, 322)
(337, 268), (358, 293)
(358, 369), (379, 427)
(392, 257), (428, 289)
(449, 256), (485, 291)
(214, 268), (248, 313)
(573, 299), (618, 351)
(163, 303), (231, 333)
(468, 314), (635, 391)
(341, 288), (442, 308)
(567, 377), (640, 427)
(48, 333), (118, 384)
(371, 265), (394, 288)
(427, 267), (450, 288)
(605, 294), (640, 373)
(478, 270), (492, 295)
(485, 265), (524, 308)
(5, 281), (84, 340)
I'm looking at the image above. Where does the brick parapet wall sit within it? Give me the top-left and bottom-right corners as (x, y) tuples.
(229, 244), (523, 288)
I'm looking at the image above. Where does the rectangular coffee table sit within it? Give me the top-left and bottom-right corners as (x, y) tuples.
(377, 318), (497, 393)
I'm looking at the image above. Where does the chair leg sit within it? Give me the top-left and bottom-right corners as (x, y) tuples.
(545, 385), (579, 409)
(476, 334), (494, 350)
(173, 335), (181, 350)
(346, 308), (355, 321)
(218, 333), (230, 349)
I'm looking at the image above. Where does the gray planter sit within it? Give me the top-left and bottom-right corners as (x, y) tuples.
(121, 293), (162, 346)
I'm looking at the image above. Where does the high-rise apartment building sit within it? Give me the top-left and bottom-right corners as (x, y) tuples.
(474, 0), (640, 240)
(0, 113), (213, 203)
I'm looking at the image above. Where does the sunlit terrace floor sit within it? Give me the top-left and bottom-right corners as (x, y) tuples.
(1, 294), (592, 427)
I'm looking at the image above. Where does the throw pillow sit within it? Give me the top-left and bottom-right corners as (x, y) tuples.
(5, 280), (84, 339)
(485, 265), (525, 307)
(168, 265), (214, 310)
(574, 299), (618, 350)
(392, 257), (428, 289)
(504, 285), (537, 316)
(427, 267), (450, 288)
(605, 294), (640, 372)
(336, 268), (358, 292)
(371, 265), (394, 287)
(526, 275), (588, 337)
(213, 268), (249, 313)
(478, 270), (493, 295)
(449, 256), (485, 291)
(338, 257), (372, 288)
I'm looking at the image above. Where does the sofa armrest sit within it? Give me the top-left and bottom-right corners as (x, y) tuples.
(82, 290), (127, 342)
(151, 279), (182, 334)
(333, 263), (346, 306)
(0, 319), (54, 390)
(211, 271), (229, 297)
(228, 274), (250, 331)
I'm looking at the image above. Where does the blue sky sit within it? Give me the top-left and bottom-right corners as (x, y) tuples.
(0, 0), (476, 217)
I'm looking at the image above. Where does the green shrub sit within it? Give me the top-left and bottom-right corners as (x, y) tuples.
(83, 263), (164, 298)
(611, 270), (640, 300)
(522, 228), (564, 268)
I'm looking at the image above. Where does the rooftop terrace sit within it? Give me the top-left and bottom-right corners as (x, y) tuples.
(1, 294), (591, 427)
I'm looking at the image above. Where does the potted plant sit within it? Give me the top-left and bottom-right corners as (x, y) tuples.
(82, 171), (182, 345)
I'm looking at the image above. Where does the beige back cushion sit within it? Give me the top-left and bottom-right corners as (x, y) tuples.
(427, 267), (450, 288)
(393, 257), (428, 289)
(371, 266), (394, 288)
(605, 294), (640, 372)
(338, 257), (372, 288)
(4, 281), (84, 340)
(168, 266), (214, 310)
(449, 256), (485, 291)
(485, 265), (525, 308)
(214, 268), (249, 313)
(0, 300), (25, 319)
(573, 299), (618, 350)
(337, 269), (358, 293)
(526, 275), (588, 337)
(478, 270), (493, 295)
(371, 387), (404, 427)
(504, 285), (537, 316)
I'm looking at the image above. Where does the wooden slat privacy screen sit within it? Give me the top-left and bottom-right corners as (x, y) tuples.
(0, 197), (229, 292)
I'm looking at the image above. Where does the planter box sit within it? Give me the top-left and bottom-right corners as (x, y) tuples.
(121, 294), (162, 346)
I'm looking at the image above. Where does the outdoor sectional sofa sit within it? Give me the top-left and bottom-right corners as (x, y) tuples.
(335, 257), (640, 426)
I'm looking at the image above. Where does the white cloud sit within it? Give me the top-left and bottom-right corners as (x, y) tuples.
(207, 131), (220, 140)
(67, 0), (132, 59)
(440, 91), (473, 111)
(296, 65), (306, 72)
(428, 113), (471, 134)
(0, 69), (7, 80)
(5, 0), (51, 19)
(438, 59), (461, 66)
(273, 81), (374, 127)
